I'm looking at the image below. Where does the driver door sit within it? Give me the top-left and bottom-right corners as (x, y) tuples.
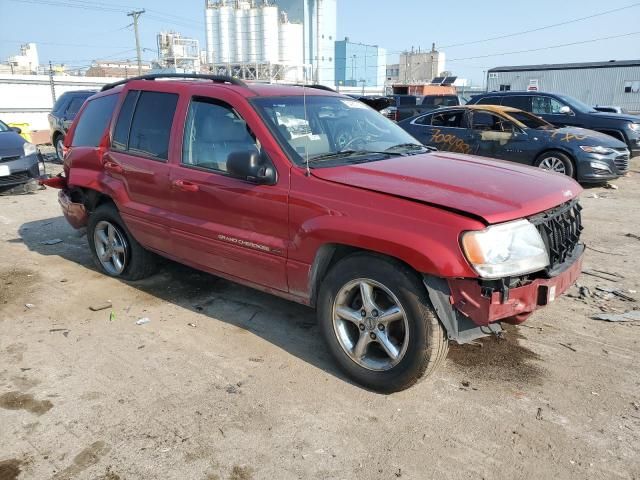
(532, 96), (580, 128)
(470, 111), (527, 162)
(168, 95), (289, 291)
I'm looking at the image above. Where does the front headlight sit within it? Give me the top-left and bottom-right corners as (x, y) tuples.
(580, 145), (614, 155)
(629, 123), (640, 132)
(22, 142), (37, 157)
(461, 219), (549, 278)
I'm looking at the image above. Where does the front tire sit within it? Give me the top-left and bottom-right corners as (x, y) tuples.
(317, 253), (448, 392)
(87, 203), (157, 281)
(54, 134), (65, 162)
(535, 151), (575, 178)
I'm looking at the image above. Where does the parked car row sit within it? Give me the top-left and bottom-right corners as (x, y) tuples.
(43, 73), (586, 392)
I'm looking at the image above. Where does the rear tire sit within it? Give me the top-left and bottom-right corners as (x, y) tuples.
(535, 151), (575, 178)
(87, 203), (157, 281)
(317, 253), (448, 393)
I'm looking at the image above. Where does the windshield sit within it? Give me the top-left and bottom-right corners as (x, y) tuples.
(507, 111), (552, 129)
(251, 95), (425, 166)
(0, 120), (9, 132)
(558, 94), (598, 114)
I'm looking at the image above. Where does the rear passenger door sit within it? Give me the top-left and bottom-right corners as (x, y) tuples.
(419, 109), (473, 154)
(103, 89), (179, 254)
(168, 95), (289, 291)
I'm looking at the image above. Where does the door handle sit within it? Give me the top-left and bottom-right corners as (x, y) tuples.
(103, 161), (123, 174)
(172, 179), (199, 192)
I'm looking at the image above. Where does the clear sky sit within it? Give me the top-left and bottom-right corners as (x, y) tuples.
(1, 0), (639, 84)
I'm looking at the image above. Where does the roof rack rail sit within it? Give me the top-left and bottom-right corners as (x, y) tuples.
(100, 73), (247, 92)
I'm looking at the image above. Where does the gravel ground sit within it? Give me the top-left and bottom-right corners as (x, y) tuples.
(1, 158), (639, 480)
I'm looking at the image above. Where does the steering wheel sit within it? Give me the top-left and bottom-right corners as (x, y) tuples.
(338, 134), (370, 152)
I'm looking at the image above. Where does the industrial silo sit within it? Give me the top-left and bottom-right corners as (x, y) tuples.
(205, 4), (215, 64)
(217, 2), (234, 64)
(234, 4), (248, 63)
(247, 5), (262, 64)
(261, 4), (279, 64)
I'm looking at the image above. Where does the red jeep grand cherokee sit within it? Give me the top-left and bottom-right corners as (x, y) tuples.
(46, 74), (584, 392)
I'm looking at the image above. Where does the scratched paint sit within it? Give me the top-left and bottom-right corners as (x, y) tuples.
(549, 131), (588, 142)
(430, 129), (472, 154)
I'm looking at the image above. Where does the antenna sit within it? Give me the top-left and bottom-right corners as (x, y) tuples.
(302, 64), (310, 176)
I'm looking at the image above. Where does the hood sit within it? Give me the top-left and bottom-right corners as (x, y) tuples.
(591, 111), (640, 123)
(0, 130), (27, 157)
(311, 152), (582, 224)
(539, 126), (628, 148)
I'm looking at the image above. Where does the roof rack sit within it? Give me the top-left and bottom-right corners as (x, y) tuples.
(100, 73), (247, 92)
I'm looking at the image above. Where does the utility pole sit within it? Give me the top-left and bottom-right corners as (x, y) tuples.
(48, 60), (56, 103)
(127, 9), (145, 75)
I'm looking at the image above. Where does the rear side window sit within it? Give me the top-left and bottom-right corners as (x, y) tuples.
(475, 96), (502, 106)
(113, 91), (178, 161)
(66, 96), (86, 116)
(501, 96), (532, 111)
(71, 94), (118, 147)
(431, 110), (465, 128)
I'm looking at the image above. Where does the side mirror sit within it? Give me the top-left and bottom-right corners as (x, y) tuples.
(11, 127), (22, 134)
(227, 151), (276, 185)
(559, 106), (573, 115)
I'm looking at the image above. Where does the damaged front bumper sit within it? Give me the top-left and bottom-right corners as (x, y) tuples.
(424, 244), (584, 343)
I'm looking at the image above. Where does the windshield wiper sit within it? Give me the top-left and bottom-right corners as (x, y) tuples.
(308, 150), (403, 164)
(385, 143), (433, 153)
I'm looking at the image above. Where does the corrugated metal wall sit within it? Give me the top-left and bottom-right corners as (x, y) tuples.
(487, 66), (640, 112)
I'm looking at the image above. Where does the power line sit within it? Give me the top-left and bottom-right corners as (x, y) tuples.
(438, 2), (640, 49)
(447, 31), (640, 62)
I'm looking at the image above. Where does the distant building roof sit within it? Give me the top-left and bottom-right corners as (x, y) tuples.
(489, 59), (640, 73)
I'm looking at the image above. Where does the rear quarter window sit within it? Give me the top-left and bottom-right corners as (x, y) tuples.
(71, 94), (118, 147)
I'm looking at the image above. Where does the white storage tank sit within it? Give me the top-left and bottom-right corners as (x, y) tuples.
(247, 6), (262, 64)
(217, 3), (235, 64)
(261, 5), (279, 64)
(279, 21), (303, 64)
(205, 6), (214, 64)
(234, 6), (248, 63)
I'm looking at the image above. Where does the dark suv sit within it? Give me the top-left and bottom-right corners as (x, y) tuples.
(468, 91), (640, 156)
(48, 90), (97, 161)
(43, 74), (585, 392)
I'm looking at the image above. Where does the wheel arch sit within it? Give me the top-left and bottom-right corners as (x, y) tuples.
(535, 148), (577, 177)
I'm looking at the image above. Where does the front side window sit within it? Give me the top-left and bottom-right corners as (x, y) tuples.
(472, 112), (515, 132)
(251, 95), (424, 166)
(475, 96), (501, 106)
(532, 96), (568, 115)
(182, 98), (258, 172)
(71, 94), (118, 147)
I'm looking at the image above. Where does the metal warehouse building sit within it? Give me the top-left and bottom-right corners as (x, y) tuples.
(487, 60), (640, 113)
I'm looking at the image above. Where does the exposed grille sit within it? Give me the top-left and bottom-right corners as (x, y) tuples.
(530, 200), (583, 268)
(613, 148), (629, 173)
(0, 155), (21, 163)
(0, 171), (30, 185)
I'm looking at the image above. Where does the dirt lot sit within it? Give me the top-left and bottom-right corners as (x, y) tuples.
(1, 160), (640, 480)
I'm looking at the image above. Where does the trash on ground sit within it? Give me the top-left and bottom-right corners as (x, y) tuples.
(40, 238), (63, 245)
(624, 233), (640, 241)
(604, 183), (619, 190)
(582, 269), (624, 282)
(135, 317), (150, 325)
(595, 286), (636, 302)
(559, 342), (577, 352)
(109, 311), (116, 322)
(187, 322), (197, 328)
(592, 311), (640, 322)
(89, 301), (112, 311)
(536, 407), (543, 420)
(24, 303), (34, 309)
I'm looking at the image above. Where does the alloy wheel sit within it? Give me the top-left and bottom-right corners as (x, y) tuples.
(332, 278), (410, 371)
(56, 138), (64, 161)
(538, 156), (566, 174)
(93, 220), (128, 275)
